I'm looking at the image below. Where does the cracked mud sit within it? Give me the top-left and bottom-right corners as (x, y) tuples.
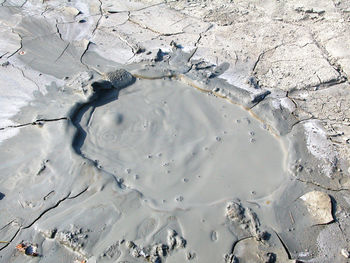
(1, 0), (350, 263)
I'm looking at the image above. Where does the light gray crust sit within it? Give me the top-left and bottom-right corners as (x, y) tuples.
(0, 1), (349, 263)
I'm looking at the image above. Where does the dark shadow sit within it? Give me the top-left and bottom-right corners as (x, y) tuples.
(116, 113), (124, 125)
(71, 79), (134, 156)
(210, 62), (230, 78)
(170, 41), (183, 49)
(248, 76), (260, 89)
(329, 195), (337, 222)
(155, 49), (169, 62)
(260, 231), (271, 241)
(251, 90), (271, 103)
(0, 192), (4, 200)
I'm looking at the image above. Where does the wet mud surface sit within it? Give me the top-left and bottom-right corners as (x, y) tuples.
(1, 1), (350, 263)
(77, 77), (286, 207)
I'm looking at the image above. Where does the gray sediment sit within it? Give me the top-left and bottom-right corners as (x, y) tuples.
(0, 1), (350, 263)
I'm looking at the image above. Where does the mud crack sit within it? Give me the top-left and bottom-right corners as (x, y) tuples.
(309, 32), (348, 84)
(273, 230), (292, 260)
(296, 178), (349, 192)
(55, 19), (63, 41)
(55, 43), (70, 62)
(7, 31), (23, 59)
(92, 0), (103, 35)
(0, 188), (88, 252)
(0, 117), (68, 131)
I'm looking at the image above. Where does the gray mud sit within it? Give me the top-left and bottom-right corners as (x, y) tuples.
(0, 48), (299, 262)
(1, 1), (350, 263)
(77, 76), (286, 208)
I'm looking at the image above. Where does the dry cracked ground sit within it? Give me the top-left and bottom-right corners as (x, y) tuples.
(0, 0), (350, 263)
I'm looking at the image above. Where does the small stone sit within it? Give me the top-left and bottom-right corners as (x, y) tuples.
(105, 69), (135, 89)
(341, 248), (350, 258)
(63, 6), (81, 16)
(16, 242), (39, 257)
(300, 191), (333, 224)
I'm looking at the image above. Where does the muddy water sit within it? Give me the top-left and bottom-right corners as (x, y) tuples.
(79, 77), (286, 209)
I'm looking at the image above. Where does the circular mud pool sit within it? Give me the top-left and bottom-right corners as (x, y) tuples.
(79, 77), (287, 208)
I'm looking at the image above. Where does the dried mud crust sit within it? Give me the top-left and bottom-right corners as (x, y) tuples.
(0, 0), (349, 263)
(168, 0), (350, 176)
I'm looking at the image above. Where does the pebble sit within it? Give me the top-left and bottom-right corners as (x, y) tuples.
(106, 69), (135, 89)
(341, 248), (350, 258)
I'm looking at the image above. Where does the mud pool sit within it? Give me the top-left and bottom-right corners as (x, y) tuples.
(77, 77), (286, 208)
(1, 1), (350, 262)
